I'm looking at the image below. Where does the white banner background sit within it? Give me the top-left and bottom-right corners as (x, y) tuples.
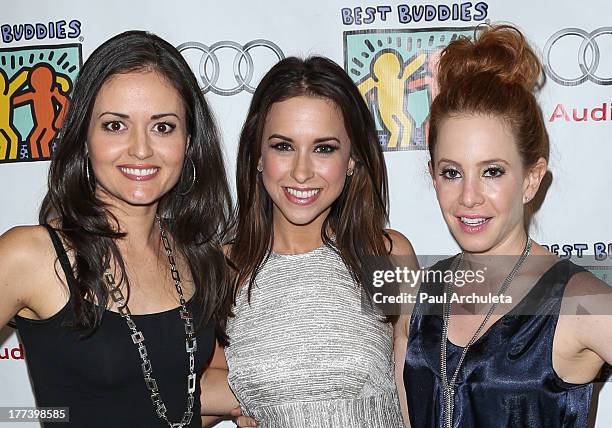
(1, 1), (610, 426)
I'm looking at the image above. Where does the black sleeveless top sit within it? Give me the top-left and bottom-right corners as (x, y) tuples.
(14, 226), (215, 427)
(405, 258), (593, 428)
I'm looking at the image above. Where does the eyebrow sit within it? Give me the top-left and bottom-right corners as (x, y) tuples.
(437, 158), (511, 167)
(98, 112), (180, 120)
(268, 133), (341, 144)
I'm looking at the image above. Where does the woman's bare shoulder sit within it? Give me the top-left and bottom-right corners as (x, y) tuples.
(384, 228), (416, 257)
(0, 225), (61, 319)
(0, 225), (55, 263)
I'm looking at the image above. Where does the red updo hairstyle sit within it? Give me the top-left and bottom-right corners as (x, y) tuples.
(428, 24), (549, 170)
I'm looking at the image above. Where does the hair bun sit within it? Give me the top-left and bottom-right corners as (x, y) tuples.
(437, 24), (542, 93)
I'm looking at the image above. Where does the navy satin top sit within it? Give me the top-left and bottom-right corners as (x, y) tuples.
(405, 258), (593, 428)
(14, 225), (215, 427)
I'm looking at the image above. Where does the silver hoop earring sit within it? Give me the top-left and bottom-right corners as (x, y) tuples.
(84, 144), (92, 188)
(179, 157), (196, 195)
(84, 157), (95, 192)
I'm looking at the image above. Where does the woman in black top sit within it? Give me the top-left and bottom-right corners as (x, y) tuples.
(0, 31), (236, 427)
(395, 24), (612, 428)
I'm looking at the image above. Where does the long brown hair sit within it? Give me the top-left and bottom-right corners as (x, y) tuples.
(40, 31), (233, 342)
(229, 56), (391, 315)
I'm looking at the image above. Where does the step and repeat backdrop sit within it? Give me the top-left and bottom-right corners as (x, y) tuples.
(1, 1), (610, 426)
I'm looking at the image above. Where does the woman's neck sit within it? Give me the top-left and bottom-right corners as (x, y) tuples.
(462, 227), (530, 271)
(272, 210), (329, 255)
(98, 193), (161, 253)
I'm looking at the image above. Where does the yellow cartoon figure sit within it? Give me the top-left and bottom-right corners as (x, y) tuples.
(358, 51), (426, 148)
(0, 68), (29, 160)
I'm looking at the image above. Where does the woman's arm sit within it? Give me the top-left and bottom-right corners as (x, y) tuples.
(555, 270), (612, 384)
(201, 340), (258, 427)
(202, 243), (258, 427)
(201, 339), (238, 417)
(394, 315), (411, 428)
(385, 229), (417, 428)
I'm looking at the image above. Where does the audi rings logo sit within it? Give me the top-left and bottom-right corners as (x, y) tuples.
(178, 40), (284, 96)
(543, 27), (612, 86)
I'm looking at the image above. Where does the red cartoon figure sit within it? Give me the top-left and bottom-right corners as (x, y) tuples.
(0, 68), (29, 160)
(408, 48), (443, 146)
(13, 63), (71, 159)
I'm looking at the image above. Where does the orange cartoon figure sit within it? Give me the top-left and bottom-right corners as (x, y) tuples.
(408, 48), (443, 145)
(0, 68), (29, 160)
(408, 48), (442, 101)
(357, 50), (426, 148)
(13, 63), (71, 159)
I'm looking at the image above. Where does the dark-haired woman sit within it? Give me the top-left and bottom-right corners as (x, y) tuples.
(208, 55), (417, 427)
(398, 24), (612, 427)
(0, 31), (234, 427)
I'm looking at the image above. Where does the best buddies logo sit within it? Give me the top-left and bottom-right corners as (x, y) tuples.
(340, 5), (488, 150)
(0, 20), (83, 164)
(542, 242), (612, 261)
(344, 27), (474, 151)
(1, 20), (82, 44)
(542, 242), (612, 286)
(340, 3), (488, 25)
(0, 43), (81, 163)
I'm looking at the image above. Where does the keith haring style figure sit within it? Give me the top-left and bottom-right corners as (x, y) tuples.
(13, 63), (70, 159)
(358, 51), (426, 149)
(0, 68), (29, 160)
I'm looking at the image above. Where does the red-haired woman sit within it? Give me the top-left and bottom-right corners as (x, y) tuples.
(397, 24), (612, 428)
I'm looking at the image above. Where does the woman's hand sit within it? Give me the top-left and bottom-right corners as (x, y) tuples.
(230, 406), (259, 428)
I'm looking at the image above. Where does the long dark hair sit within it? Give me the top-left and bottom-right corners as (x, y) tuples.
(40, 30), (233, 342)
(230, 56), (391, 318)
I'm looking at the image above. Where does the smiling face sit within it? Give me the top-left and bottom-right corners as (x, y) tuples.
(259, 95), (355, 230)
(430, 114), (545, 255)
(87, 70), (188, 209)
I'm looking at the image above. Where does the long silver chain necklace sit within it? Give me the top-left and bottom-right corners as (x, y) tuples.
(103, 215), (197, 428)
(440, 237), (532, 428)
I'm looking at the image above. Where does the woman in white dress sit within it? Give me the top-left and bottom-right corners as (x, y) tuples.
(207, 56), (416, 427)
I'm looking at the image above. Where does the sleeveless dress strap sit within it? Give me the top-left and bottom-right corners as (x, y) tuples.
(41, 224), (78, 287)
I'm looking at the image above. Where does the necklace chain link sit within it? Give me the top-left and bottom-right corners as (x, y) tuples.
(440, 238), (532, 428)
(103, 215), (197, 428)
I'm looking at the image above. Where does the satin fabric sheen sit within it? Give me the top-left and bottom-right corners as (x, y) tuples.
(404, 259), (593, 428)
